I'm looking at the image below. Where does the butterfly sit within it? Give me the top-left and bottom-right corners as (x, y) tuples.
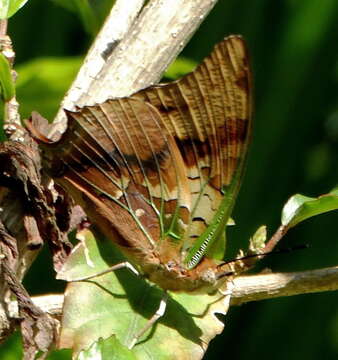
(27, 35), (252, 346)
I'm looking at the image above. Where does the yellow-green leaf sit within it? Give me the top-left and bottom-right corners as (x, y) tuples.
(249, 225), (267, 252)
(281, 187), (338, 228)
(0, 0), (29, 19)
(77, 336), (137, 360)
(58, 229), (231, 359)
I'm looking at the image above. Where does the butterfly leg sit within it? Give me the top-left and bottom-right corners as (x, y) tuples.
(69, 261), (139, 282)
(217, 278), (235, 297)
(128, 291), (169, 349)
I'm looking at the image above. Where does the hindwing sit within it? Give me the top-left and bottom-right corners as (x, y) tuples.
(28, 35), (252, 269)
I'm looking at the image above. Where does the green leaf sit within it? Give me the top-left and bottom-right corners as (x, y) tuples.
(249, 225), (267, 253)
(281, 187), (338, 228)
(44, 348), (72, 360)
(77, 336), (137, 360)
(0, 53), (15, 101)
(58, 229), (231, 359)
(0, 0), (29, 19)
(227, 217), (235, 226)
(164, 57), (198, 80)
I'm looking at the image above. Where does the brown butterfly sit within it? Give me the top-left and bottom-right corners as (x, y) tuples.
(27, 35), (252, 345)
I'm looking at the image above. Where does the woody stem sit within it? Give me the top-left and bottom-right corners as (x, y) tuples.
(6, 265), (338, 316)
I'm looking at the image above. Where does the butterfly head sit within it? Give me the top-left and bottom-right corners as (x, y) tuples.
(140, 254), (235, 293)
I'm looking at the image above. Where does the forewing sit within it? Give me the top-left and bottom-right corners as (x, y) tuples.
(132, 35), (252, 264)
(33, 98), (190, 264)
(28, 35), (251, 269)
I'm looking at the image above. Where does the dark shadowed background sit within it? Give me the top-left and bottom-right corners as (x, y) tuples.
(1, 0), (338, 358)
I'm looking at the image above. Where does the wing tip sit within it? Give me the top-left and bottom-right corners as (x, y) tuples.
(218, 34), (249, 59)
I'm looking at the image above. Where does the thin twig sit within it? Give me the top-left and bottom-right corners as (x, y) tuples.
(0, 20), (8, 36)
(262, 225), (289, 253)
(7, 265), (338, 317)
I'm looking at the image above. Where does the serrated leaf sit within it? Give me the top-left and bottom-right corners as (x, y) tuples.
(0, 0), (29, 19)
(58, 229), (232, 360)
(0, 53), (15, 101)
(77, 336), (137, 360)
(281, 187), (338, 228)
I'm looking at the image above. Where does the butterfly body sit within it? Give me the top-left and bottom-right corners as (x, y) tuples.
(28, 35), (252, 294)
(49, 133), (233, 293)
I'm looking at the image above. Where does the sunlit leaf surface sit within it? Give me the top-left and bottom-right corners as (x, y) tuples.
(282, 187), (338, 228)
(249, 225), (267, 252)
(77, 336), (137, 360)
(0, 0), (29, 19)
(58, 229), (232, 359)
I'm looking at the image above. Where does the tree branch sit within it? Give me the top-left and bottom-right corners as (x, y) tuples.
(8, 266), (338, 317)
(52, 0), (146, 133)
(231, 266), (338, 305)
(51, 0), (218, 135)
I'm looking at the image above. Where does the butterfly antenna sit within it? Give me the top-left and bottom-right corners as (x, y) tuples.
(216, 244), (309, 279)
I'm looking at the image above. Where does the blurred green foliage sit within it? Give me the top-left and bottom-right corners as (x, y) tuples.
(0, 332), (22, 360)
(0, 0), (338, 359)
(164, 57), (197, 80)
(52, 0), (114, 35)
(16, 56), (81, 120)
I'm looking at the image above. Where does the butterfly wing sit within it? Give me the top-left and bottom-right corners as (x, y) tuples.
(132, 35), (252, 267)
(33, 97), (191, 265)
(29, 35), (251, 270)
